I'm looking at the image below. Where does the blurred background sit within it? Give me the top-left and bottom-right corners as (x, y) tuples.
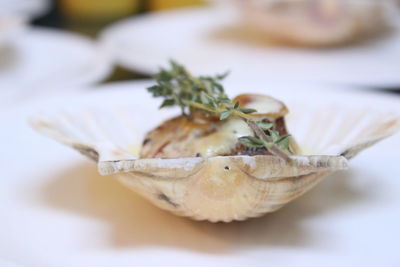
(0, 0), (399, 107)
(33, 0), (209, 81)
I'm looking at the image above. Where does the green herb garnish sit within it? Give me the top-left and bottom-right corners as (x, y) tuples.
(147, 60), (292, 161)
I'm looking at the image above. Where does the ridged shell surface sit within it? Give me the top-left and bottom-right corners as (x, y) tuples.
(31, 105), (400, 222)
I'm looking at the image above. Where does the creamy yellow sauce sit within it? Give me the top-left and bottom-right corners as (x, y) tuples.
(191, 118), (253, 157)
(244, 97), (284, 115)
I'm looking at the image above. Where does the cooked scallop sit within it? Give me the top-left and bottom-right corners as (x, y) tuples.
(140, 94), (299, 159)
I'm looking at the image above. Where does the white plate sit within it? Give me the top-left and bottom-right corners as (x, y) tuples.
(0, 0), (50, 19)
(0, 15), (26, 47)
(101, 7), (400, 88)
(0, 80), (400, 266)
(0, 27), (112, 109)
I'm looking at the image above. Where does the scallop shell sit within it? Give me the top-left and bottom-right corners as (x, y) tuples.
(30, 106), (400, 222)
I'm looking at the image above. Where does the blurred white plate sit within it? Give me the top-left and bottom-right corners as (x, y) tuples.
(101, 7), (400, 88)
(0, 0), (50, 19)
(0, 27), (112, 108)
(0, 15), (26, 47)
(0, 80), (400, 267)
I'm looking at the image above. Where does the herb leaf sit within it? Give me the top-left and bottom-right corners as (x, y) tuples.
(275, 135), (292, 153)
(220, 110), (233, 120)
(257, 121), (274, 130)
(238, 136), (265, 148)
(237, 108), (257, 114)
(160, 99), (176, 108)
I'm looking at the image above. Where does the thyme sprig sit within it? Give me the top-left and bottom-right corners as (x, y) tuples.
(147, 60), (292, 161)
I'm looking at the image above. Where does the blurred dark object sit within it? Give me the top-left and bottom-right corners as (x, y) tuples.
(60, 0), (143, 36)
(33, 0), (144, 36)
(105, 66), (150, 82)
(32, 1), (61, 28)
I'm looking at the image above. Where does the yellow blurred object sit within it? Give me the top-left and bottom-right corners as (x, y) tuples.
(61, 0), (140, 20)
(149, 0), (207, 10)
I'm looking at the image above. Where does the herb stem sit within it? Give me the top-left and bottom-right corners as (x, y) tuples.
(246, 120), (291, 162)
(232, 110), (258, 121)
(184, 101), (256, 120)
(184, 100), (225, 113)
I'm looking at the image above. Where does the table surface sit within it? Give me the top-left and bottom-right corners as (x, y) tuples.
(2, 81), (400, 267)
